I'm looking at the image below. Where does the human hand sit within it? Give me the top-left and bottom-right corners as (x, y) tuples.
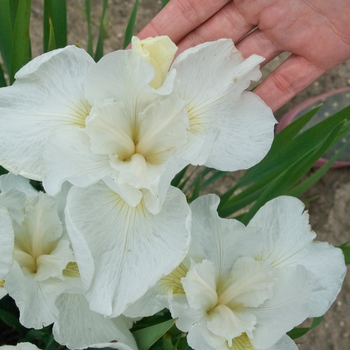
(138, 0), (350, 111)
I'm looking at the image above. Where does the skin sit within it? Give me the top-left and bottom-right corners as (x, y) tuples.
(137, 0), (350, 111)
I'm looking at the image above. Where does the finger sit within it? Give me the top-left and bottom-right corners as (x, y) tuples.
(236, 29), (282, 65)
(175, 1), (255, 53)
(254, 54), (325, 112)
(137, 0), (230, 43)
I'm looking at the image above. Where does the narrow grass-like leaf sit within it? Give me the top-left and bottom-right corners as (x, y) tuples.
(10, 0), (31, 84)
(0, 0), (13, 74)
(189, 175), (202, 201)
(43, 0), (67, 52)
(178, 167), (199, 192)
(287, 139), (350, 197)
(287, 317), (323, 339)
(218, 183), (266, 218)
(219, 107), (321, 209)
(221, 119), (348, 219)
(161, 0), (170, 8)
(123, 0), (139, 49)
(94, 0), (108, 62)
(241, 120), (346, 224)
(0, 62), (7, 87)
(185, 167), (211, 192)
(339, 243), (350, 265)
(133, 319), (176, 350)
(200, 170), (227, 190)
(47, 17), (56, 52)
(236, 106), (322, 188)
(219, 105), (350, 216)
(171, 166), (188, 188)
(85, 0), (93, 56)
(186, 167), (226, 193)
(9, 0), (20, 26)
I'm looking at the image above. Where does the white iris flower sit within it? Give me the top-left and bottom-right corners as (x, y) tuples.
(0, 36), (275, 318)
(127, 195), (346, 350)
(0, 174), (137, 350)
(0, 36), (275, 213)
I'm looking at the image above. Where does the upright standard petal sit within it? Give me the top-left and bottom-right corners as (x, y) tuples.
(171, 39), (276, 169)
(131, 36), (178, 89)
(65, 182), (191, 317)
(0, 46), (94, 180)
(81, 49), (189, 211)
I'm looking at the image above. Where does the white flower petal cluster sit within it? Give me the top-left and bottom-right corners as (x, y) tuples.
(0, 36), (276, 322)
(0, 174), (137, 350)
(128, 195), (346, 350)
(0, 36), (275, 213)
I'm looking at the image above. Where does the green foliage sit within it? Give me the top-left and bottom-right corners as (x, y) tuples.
(0, 62), (6, 87)
(47, 18), (57, 52)
(94, 0), (109, 62)
(85, 0), (94, 56)
(287, 316), (323, 339)
(43, 0), (67, 52)
(123, 0), (139, 48)
(133, 318), (176, 350)
(216, 105), (350, 222)
(340, 242), (350, 265)
(84, 0), (109, 61)
(9, 0), (32, 84)
(0, 0), (13, 78)
(161, 0), (170, 8)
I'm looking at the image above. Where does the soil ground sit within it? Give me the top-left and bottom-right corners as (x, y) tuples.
(28, 1), (350, 349)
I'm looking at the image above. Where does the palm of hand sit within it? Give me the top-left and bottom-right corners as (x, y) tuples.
(138, 0), (350, 110)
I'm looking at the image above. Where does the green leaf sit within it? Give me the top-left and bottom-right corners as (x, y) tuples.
(47, 17), (56, 52)
(85, 0), (93, 56)
(339, 243), (350, 265)
(9, 0), (32, 84)
(0, 61), (7, 87)
(133, 318), (176, 350)
(287, 139), (350, 197)
(94, 0), (108, 62)
(176, 337), (191, 350)
(9, 0), (20, 26)
(123, 0), (139, 49)
(200, 170), (227, 190)
(171, 166), (188, 188)
(161, 0), (170, 8)
(287, 316), (323, 339)
(219, 105), (350, 218)
(176, 167), (198, 192)
(0, 0), (13, 74)
(162, 332), (174, 350)
(0, 309), (22, 329)
(241, 119), (346, 224)
(43, 0), (67, 52)
(189, 175), (202, 202)
(236, 105), (322, 189)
